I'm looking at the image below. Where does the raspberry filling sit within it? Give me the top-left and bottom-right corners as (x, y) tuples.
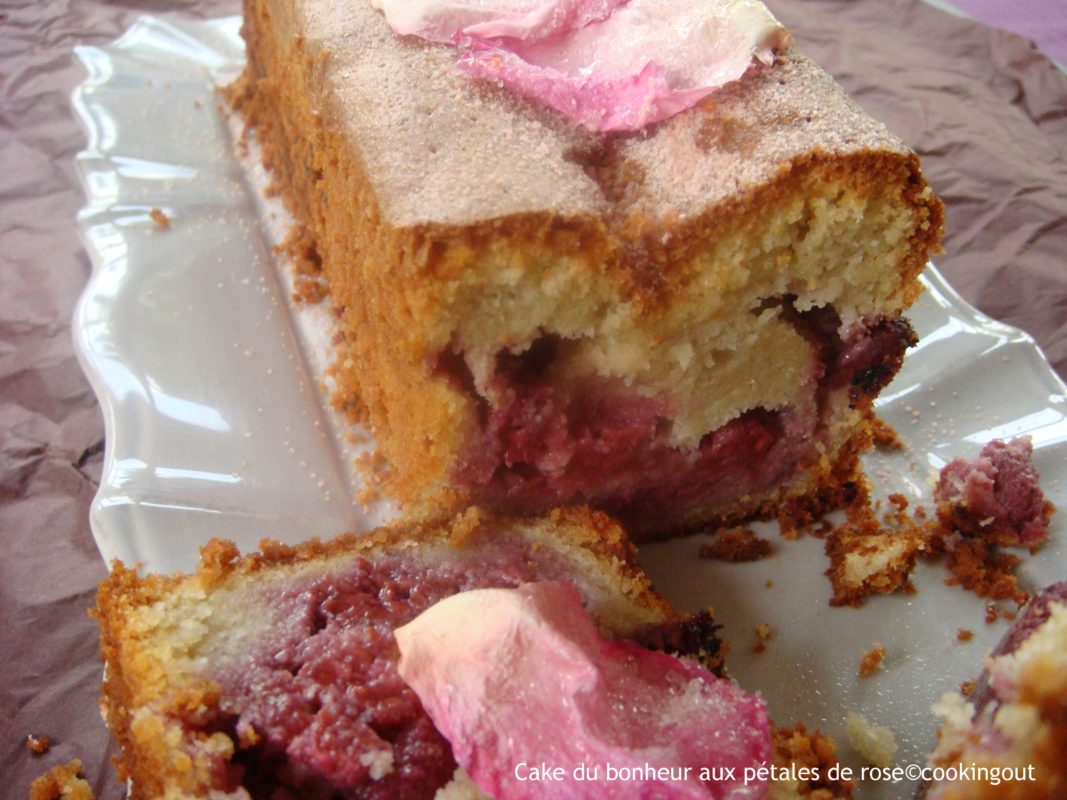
(445, 306), (915, 525)
(196, 542), (715, 799)
(207, 542), (586, 799)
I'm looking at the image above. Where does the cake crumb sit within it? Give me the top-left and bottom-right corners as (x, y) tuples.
(858, 644), (886, 678)
(752, 622), (772, 653)
(934, 436), (1054, 549)
(29, 761), (94, 800)
(921, 440), (1053, 605)
(940, 537), (1030, 606)
(699, 527), (773, 562)
(956, 628), (973, 642)
(870, 416), (904, 450)
(149, 208), (171, 229)
(776, 479), (860, 541)
(359, 748), (395, 780)
(825, 496), (929, 607)
(236, 721), (260, 748)
(845, 711), (897, 769)
(435, 768), (491, 800)
(772, 723), (854, 799)
(959, 678), (976, 697)
(887, 493), (908, 510)
(26, 734), (51, 755)
(984, 602), (998, 624)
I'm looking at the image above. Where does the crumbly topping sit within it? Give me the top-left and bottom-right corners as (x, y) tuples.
(935, 436), (1054, 549)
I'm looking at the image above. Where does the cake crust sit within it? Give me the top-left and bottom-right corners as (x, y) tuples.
(233, 0), (943, 531)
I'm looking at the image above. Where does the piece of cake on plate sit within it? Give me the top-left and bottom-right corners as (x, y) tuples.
(233, 0), (943, 534)
(96, 507), (848, 799)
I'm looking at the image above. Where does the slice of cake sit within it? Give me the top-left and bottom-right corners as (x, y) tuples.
(234, 0), (942, 533)
(96, 507), (745, 799)
(919, 582), (1067, 799)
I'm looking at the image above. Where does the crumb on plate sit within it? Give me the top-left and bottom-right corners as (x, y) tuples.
(699, 527), (773, 562)
(845, 711), (897, 769)
(858, 643), (886, 678)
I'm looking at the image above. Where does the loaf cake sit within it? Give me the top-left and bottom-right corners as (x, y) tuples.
(233, 0), (943, 533)
(919, 582), (1067, 799)
(96, 507), (753, 798)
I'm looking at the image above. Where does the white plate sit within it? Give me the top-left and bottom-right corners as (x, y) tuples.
(72, 16), (1067, 799)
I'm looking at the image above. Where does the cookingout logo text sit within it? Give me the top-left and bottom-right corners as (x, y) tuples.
(511, 761), (1039, 785)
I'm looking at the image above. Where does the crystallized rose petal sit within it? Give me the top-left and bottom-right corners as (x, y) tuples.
(374, 0), (790, 131)
(395, 581), (771, 799)
(372, 0), (624, 44)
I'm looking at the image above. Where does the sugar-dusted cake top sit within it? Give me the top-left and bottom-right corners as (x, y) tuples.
(294, 0), (913, 229)
(373, 0), (791, 132)
(397, 581), (771, 798)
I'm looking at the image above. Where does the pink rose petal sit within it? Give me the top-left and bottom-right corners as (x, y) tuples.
(374, 0), (624, 45)
(395, 581), (772, 800)
(374, 0), (790, 131)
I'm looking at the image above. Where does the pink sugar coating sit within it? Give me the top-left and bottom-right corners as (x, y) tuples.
(376, 0), (785, 131)
(396, 581), (771, 799)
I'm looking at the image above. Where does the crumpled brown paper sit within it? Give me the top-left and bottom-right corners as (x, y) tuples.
(1, 1), (1064, 798)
